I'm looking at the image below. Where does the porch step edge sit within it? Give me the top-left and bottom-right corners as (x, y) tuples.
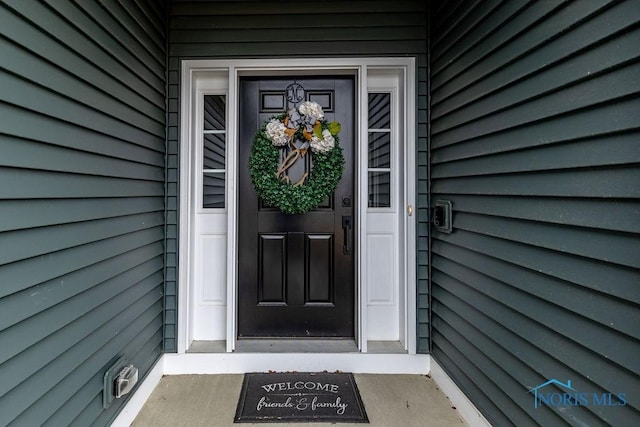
(163, 353), (429, 375)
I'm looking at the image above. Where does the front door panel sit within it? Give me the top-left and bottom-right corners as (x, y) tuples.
(238, 76), (355, 337)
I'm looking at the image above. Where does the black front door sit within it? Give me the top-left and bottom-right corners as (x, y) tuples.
(238, 76), (355, 337)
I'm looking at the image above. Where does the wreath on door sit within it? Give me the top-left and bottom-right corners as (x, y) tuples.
(249, 101), (344, 214)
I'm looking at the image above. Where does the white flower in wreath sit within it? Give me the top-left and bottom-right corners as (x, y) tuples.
(298, 101), (324, 120)
(265, 118), (289, 146)
(310, 129), (335, 153)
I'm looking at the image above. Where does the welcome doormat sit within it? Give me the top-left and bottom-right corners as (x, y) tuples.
(234, 372), (368, 423)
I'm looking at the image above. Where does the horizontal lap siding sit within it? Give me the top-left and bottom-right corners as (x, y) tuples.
(166, 0), (428, 352)
(0, 1), (166, 425)
(430, 0), (640, 425)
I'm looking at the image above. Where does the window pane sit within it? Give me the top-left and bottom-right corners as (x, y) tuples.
(368, 93), (390, 129)
(204, 95), (226, 130)
(368, 171), (391, 208)
(204, 133), (225, 169)
(368, 132), (391, 168)
(203, 172), (225, 208)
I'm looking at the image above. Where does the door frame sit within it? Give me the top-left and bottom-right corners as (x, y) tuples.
(178, 57), (416, 354)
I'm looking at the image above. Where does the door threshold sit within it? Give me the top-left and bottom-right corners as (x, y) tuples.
(236, 339), (359, 353)
(187, 340), (406, 354)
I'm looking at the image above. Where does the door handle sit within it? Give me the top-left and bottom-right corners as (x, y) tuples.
(342, 216), (352, 255)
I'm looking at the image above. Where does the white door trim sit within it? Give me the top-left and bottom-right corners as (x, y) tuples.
(178, 57), (416, 355)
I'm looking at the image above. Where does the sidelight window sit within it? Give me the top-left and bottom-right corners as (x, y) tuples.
(367, 92), (392, 208)
(202, 95), (226, 209)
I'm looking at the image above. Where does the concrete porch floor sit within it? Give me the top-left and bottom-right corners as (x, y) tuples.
(131, 374), (467, 427)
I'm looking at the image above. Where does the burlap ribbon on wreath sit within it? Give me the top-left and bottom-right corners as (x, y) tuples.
(275, 110), (323, 187)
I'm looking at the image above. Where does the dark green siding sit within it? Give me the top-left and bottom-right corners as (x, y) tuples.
(165, 0), (429, 352)
(430, 0), (640, 425)
(0, 1), (166, 425)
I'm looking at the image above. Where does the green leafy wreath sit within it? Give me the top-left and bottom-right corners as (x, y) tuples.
(249, 101), (344, 214)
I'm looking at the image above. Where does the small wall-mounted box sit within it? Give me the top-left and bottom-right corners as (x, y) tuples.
(103, 357), (139, 408)
(433, 200), (453, 233)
